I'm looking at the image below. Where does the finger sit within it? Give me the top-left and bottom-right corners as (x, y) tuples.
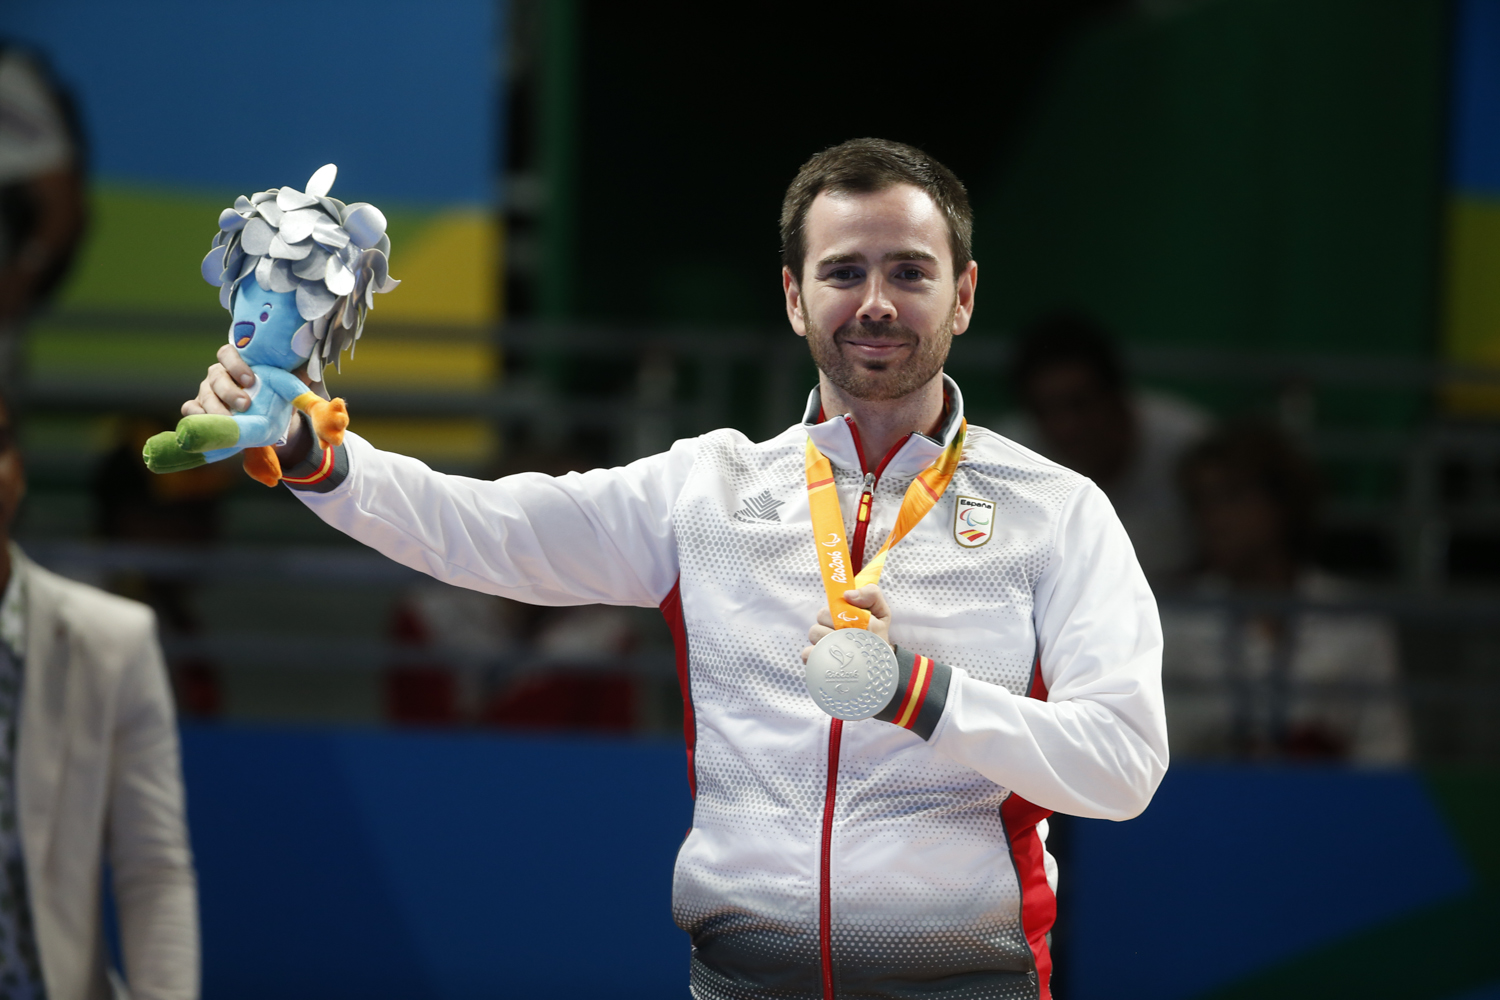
(191, 363), (233, 416)
(807, 623), (832, 646)
(208, 368), (251, 412)
(816, 608), (835, 629)
(217, 343), (256, 388)
(801, 645), (813, 664)
(192, 380), (231, 416)
(193, 392), (231, 416)
(844, 584), (890, 620)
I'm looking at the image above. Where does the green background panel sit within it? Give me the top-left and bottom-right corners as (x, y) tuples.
(975, 0), (1447, 361)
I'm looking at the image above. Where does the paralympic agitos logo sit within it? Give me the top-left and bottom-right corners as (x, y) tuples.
(953, 496), (995, 548)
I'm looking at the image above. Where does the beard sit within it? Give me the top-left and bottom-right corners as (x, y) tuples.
(803, 299), (955, 402)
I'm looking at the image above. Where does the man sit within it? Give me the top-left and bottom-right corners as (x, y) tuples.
(187, 139), (1166, 1000)
(1007, 311), (1209, 581)
(0, 394), (199, 999)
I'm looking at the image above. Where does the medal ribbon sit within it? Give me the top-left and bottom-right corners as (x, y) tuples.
(804, 420), (967, 630)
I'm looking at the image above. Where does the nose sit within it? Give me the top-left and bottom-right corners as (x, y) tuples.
(857, 274), (896, 325)
(233, 321), (255, 349)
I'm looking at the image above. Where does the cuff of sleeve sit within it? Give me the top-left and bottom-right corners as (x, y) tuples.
(280, 439), (348, 492)
(874, 645), (952, 741)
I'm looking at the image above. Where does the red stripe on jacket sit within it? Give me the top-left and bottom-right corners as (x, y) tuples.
(659, 578), (696, 797)
(999, 656), (1056, 1000)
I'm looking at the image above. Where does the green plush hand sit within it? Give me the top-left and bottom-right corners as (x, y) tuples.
(142, 432), (208, 474)
(175, 414), (240, 453)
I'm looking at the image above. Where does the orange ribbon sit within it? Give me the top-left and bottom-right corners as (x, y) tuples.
(804, 421), (967, 629)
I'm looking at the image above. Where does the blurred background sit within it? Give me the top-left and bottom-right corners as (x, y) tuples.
(2, 0), (1499, 997)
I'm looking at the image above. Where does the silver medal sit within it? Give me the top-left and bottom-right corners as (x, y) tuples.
(803, 628), (899, 721)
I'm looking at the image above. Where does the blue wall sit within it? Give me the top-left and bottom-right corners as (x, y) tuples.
(0, 0), (497, 203)
(1069, 765), (1474, 1000)
(179, 728), (1488, 999)
(182, 727), (694, 999)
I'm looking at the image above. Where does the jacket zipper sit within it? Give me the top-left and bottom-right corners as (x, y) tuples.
(818, 421), (909, 999)
(850, 472), (876, 568)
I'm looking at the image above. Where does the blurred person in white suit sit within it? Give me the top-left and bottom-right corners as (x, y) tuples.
(0, 391), (198, 999)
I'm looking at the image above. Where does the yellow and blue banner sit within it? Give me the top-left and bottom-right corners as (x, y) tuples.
(1, 0), (501, 466)
(1446, 0), (1500, 413)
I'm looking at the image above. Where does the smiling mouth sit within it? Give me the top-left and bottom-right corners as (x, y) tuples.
(842, 338), (912, 357)
(233, 321), (255, 348)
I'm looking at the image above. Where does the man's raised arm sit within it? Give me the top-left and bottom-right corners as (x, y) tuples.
(185, 348), (693, 608)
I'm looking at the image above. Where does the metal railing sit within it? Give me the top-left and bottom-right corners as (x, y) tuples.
(19, 541), (1500, 760)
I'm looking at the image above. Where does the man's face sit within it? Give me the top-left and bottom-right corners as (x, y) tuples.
(784, 184), (976, 401)
(0, 400), (25, 540)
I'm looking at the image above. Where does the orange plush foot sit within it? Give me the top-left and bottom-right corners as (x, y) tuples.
(242, 446), (282, 487)
(310, 397), (349, 446)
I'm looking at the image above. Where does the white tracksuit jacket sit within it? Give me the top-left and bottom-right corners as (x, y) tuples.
(282, 376), (1169, 1000)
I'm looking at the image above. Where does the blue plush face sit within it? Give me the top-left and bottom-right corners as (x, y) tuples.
(230, 275), (306, 369)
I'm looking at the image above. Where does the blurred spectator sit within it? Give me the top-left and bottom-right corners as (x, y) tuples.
(93, 417), (230, 544)
(0, 44), (86, 392)
(481, 605), (642, 733)
(1007, 311), (1209, 580)
(0, 393), (198, 997)
(1162, 422), (1411, 763)
(385, 581), (643, 732)
(92, 416), (235, 719)
(386, 582), (519, 725)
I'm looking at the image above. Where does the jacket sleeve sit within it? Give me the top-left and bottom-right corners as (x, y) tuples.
(107, 608), (200, 1000)
(284, 431), (698, 607)
(916, 481), (1170, 821)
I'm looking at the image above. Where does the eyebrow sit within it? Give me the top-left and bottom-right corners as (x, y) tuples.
(815, 249), (940, 268)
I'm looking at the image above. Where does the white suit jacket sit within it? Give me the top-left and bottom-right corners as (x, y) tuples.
(14, 548), (198, 1000)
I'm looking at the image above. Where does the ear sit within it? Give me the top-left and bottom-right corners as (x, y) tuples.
(784, 266), (808, 338)
(952, 260), (978, 337)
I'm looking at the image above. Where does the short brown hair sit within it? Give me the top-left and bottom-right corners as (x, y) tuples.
(780, 138), (973, 284)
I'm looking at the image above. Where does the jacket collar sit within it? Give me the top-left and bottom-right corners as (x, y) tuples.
(802, 373), (965, 478)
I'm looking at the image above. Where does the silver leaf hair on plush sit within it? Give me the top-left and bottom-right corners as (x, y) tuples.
(200, 163), (400, 382)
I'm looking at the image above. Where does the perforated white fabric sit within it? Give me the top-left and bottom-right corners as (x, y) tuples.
(672, 419), (1079, 998)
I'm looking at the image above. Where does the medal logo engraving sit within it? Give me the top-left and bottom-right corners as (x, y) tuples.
(804, 629), (899, 721)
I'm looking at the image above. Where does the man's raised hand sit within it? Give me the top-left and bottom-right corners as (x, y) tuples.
(182, 344), (256, 416)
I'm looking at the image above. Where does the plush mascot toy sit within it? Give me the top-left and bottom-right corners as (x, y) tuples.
(142, 163), (398, 485)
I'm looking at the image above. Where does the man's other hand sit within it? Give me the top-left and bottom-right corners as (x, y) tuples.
(182, 344), (256, 416)
(800, 584), (892, 663)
